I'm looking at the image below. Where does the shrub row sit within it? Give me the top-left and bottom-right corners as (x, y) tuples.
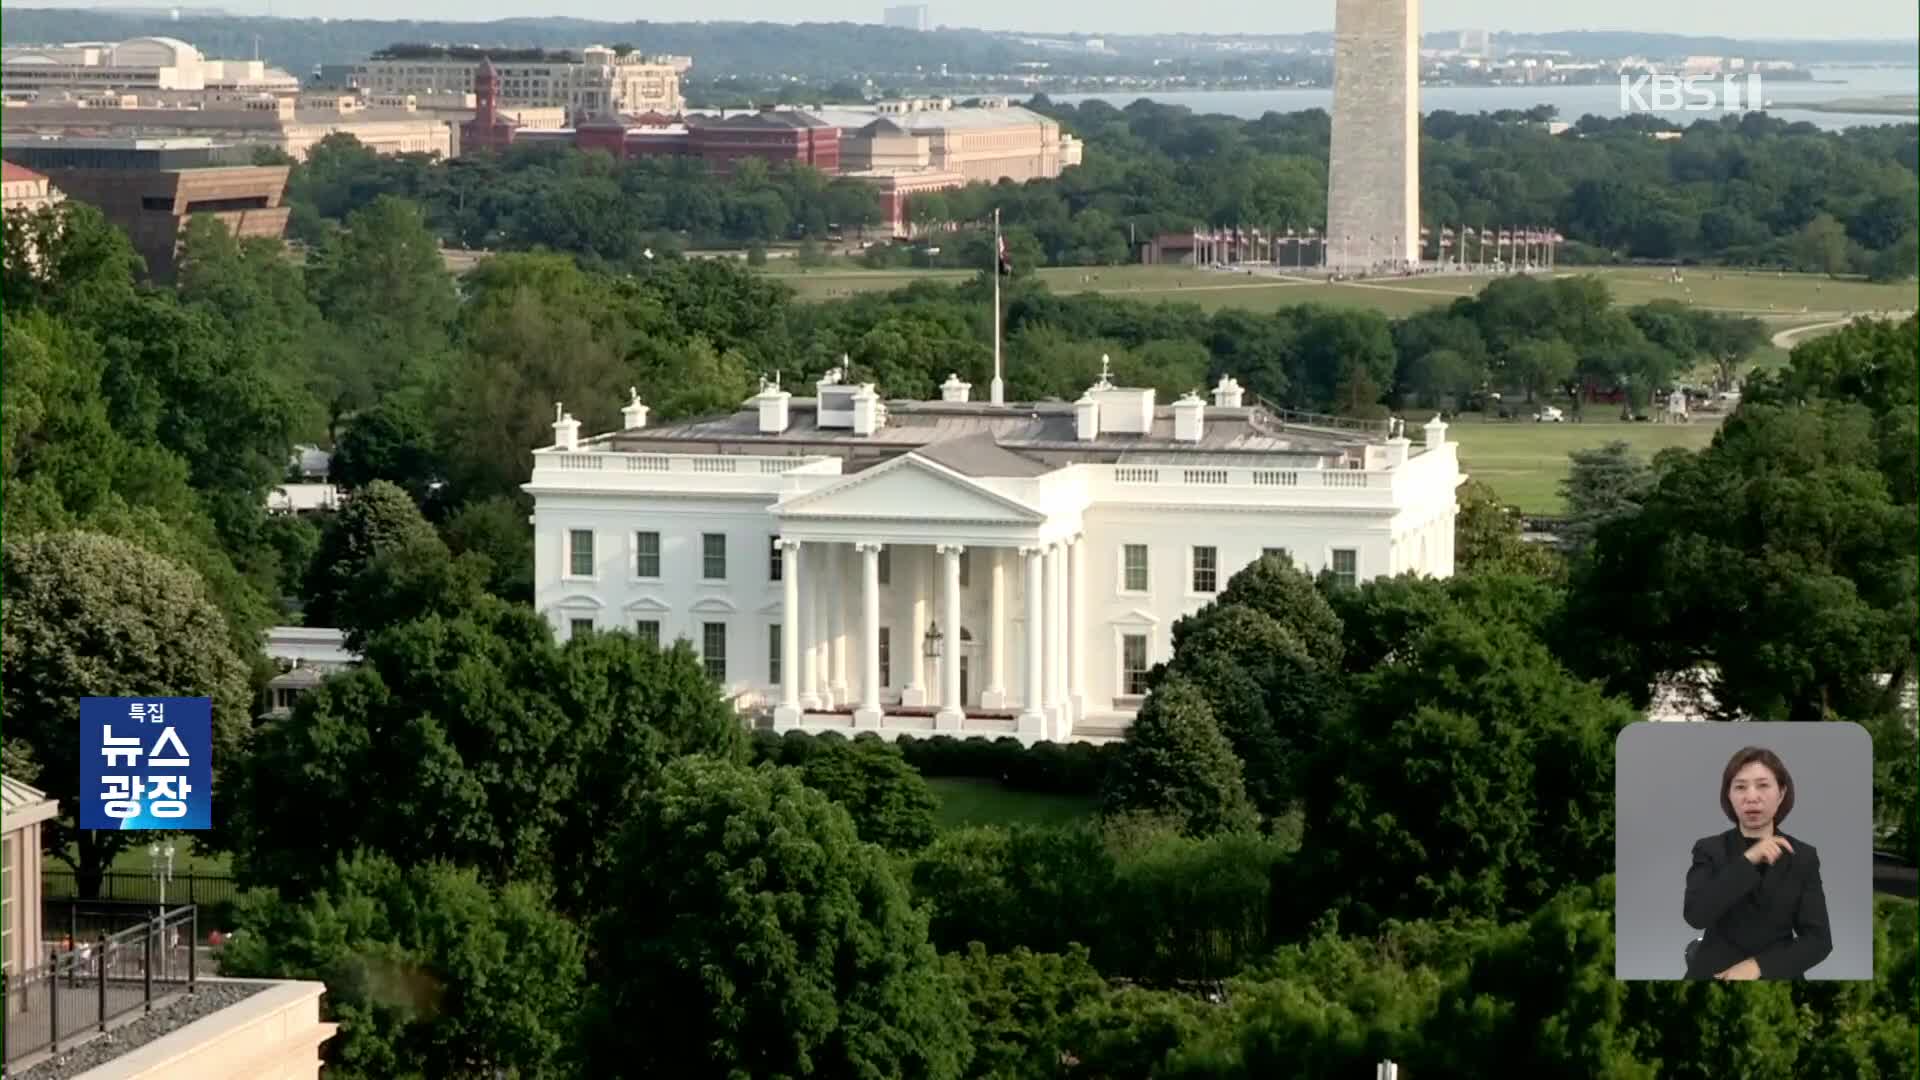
(747, 729), (1124, 796)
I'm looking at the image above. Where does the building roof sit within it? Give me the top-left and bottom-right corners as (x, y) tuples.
(2, 774), (60, 833)
(268, 665), (329, 690)
(2, 160), (46, 182)
(807, 104), (1055, 133)
(591, 396), (1367, 469)
(688, 110), (835, 131)
(913, 431), (1053, 477)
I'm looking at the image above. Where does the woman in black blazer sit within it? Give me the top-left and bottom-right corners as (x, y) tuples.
(1683, 745), (1832, 980)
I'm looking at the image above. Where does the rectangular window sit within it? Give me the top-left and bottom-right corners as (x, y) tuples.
(703, 622), (727, 681)
(877, 547), (891, 585)
(634, 531), (660, 578)
(636, 620), (660, 646)
(768, 624), (783, 685)
(1332, 549), (1358, 589)
(1192, 546), (1218, 594)
(769, 537), (783, 582)
(1263, 547), (1291, 564)
(570, 618), (594, 639)
(703, 533), (727, 580)
(1123, 544), (1149, 592)
(1122, 634), (1150, 696)
(568, 529), (594, 577)
(878, 627), (892, 687)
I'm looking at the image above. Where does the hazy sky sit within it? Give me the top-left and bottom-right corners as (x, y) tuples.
(39, 0), (1920, 37)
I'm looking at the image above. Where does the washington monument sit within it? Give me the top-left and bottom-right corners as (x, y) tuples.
(1326, 0), (1421, 273)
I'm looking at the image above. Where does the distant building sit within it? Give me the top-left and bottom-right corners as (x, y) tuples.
(883, 4), (931, 30)
(459, 58), (521, 156)
(1457, 28), (1491, 56)
(2, 36), (298, 97)
(1, 91), (453, 161)
(356, 43), (682, 123)
(0, 160), (63, 214)
(687, 109), (841, 176)
(810, 98), (1082, 234)
(262, 626), (358, 718)
(3, 139), (289, 280)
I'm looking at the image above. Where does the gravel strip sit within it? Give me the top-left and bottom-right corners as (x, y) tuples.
(10, 982), (271, 1080)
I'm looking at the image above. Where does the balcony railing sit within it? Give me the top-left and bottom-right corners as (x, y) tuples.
(535, 452), (826, 477)
(5, 905), (200, 1067)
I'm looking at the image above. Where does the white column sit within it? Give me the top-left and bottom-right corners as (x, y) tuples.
(1067, 534), (1086, 727)
(1018, 546), (1045, 737)
(936, 544), (965, 729)
(981, 549), (1009, 709)
(855, 542), (883, 727)
(903, 546), (929, 706)
(1043, 542), (1064, 738)
(828, 544), (848, 704)
(812, 545), (833, 708)
(797, 543), (821, 712)
(774, 538), (803, 728)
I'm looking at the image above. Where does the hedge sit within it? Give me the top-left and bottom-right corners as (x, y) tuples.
(747, 729), (1124, 797)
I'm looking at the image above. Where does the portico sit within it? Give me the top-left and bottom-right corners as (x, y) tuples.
(769, 451), (1087, 743)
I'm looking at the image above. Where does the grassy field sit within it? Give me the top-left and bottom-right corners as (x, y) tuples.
(44, 837), (231, 878)
(926, 777), (1100, 832)
(762, 263), (1916, 322)
(1447, 414), (1725, 513)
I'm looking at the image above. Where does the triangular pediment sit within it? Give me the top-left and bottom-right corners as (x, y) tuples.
(624, 596), (672, 614)
(1112, 608), (1160, 628)
(776, 454), (1045, 523)
(689, 597), (739, 615)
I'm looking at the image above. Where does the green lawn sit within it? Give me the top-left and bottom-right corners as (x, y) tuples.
(926, 777), (1100, 832)
(1447, 414), (1724, 514)
(44, 836), (231, 878)
(760, 263), (1916, 321)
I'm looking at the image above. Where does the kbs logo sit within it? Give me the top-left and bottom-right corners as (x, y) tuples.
(1619, 74), (1767, 114)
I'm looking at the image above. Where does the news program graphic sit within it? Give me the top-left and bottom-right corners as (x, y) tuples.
(1614, 721), (1872, 981)
(79, 697), (213, 831)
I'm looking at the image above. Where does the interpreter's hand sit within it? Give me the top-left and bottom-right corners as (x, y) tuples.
(1715, 958), (1762, 981)
(1743, 835), (1794, 866)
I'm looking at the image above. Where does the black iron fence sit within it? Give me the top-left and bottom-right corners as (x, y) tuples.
(4, 905), (199, 1067)
(41, 868), (238, 911)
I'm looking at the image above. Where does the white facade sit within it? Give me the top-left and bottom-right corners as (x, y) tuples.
(2, 37), (299, 96)
(353, 46), (682, 121)
(525, 371), (1465, 745)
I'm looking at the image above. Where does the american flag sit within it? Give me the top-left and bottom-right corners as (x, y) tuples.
(997, 233), (1012, 275)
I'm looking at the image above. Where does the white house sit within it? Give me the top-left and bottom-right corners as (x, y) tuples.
(523, 365), (1467, 745)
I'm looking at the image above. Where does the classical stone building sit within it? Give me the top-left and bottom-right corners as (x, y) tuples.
(355, 44), (682, 123)
(525, 367), (1464, 746)
(1326, 0), (1421, 273)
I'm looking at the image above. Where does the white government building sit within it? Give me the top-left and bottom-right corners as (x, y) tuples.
(524, 364), (1466, 744)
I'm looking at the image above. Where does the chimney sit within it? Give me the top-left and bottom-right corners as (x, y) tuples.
(1424, 414), (1449, 446)
(1075, 393), (1100, 441)
(1173, 391), (1206, 443)
(621, 386), (649, 430)
(551, 402), (580, 451)
(756, 376), (792, 434)
(1212, 374), (1244, 408)
(851, 384), (882, 436)
(940, 373), (972, 403)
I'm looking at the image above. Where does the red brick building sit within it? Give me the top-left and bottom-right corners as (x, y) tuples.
(685, 110), (839, 175)
(459, 57), (520, 155)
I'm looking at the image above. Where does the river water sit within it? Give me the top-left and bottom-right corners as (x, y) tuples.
(1054, 67), (1919, 132)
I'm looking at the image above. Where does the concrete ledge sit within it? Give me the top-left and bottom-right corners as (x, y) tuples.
(75, 979), (336, 1080)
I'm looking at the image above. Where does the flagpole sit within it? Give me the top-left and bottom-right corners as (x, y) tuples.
(991, 207), (1004, 405)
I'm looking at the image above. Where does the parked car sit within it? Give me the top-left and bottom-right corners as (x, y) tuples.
(1534, 406), (1566, 423)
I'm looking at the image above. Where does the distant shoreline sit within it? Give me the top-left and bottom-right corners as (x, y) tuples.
(1775, 94), (1920, 116)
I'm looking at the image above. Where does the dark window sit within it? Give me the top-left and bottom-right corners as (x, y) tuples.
(1192, 546), (1218, 593)
(702, 622), (727, 681)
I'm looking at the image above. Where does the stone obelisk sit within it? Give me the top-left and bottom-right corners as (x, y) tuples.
(1326, 0), (1420, 274)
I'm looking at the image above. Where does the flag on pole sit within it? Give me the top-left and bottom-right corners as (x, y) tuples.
(996, 232), (1012, 276)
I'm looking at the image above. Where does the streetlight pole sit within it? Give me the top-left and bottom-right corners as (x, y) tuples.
(150, 843), (174, 978)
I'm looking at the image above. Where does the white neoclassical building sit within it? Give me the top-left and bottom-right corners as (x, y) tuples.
(524, 365), (1466, 744)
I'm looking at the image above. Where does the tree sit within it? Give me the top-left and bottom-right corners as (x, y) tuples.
(1103, 677), (1259, 837)
(944, 944), (1108, 1080)
(1794, 213), (1853, 278)
(796, 737), (941, 852)
(1559, 440), (1654, 551)
(1295, 611), (1635, 931)
(221, 854), (586, 1080)
(328, 397), (443, 503)
(1564, 394), (1916, 724)
(301, 479), (445, 634)
(2, 532), (252, 897)
(586, 757), (971, 1079)
(235, 599), (745, 915)
(1453, 479), (1564, 580)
